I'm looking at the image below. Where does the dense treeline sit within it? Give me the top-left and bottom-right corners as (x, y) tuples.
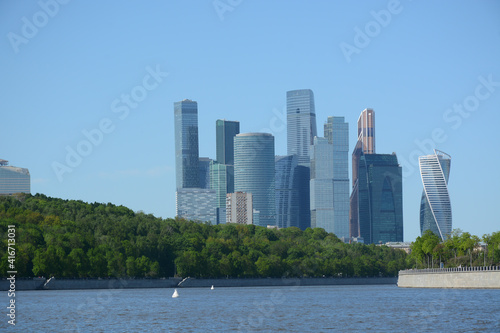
(409, 229), (500, 269)
(0, 194), (409, 278)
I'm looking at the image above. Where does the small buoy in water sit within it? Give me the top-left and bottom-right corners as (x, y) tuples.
(172, 288), (179, 298)
(211, 285), (214, 290)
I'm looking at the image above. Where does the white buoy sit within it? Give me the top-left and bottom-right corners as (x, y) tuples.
(172, 288), (179, 298)
(211, 285), (214, 290)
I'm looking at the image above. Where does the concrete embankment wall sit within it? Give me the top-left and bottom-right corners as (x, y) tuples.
(398, 267), (500, 289)
(1, 276), (396, 291)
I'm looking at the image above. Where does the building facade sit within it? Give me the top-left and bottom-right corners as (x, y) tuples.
(226, 192), (253, 224)
(176, 188), (216, 224)
(198, 157), (212, 189)
(174, 99), (199, 189)
(275, 155), (309, 229)
(310, 137), (334, 232)
(0, 159), (30, 195)
(324, 116), (350, 238)
(216, 119), (240, 165)
(286, 89), (317, 166)
(419, 150), (452, 241)
(211, 119), (239, 218)
(350, 108), (375, 238)
(356, 153), (403, 244)
(234, 133), (275, 227)
(210, 161), (229, 209)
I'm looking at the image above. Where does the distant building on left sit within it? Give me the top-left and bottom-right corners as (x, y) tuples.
(174, 100), (216, 223)
(0, 159), (30, 195)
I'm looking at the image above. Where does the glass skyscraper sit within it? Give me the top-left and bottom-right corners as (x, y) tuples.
(324, 116), (350, 238)
(234, 133), (275, 227)
(286, 89), (317, 166)
(275, 155), (311, 229)
(356, 153), (403, 244)
(419, 150), (452, 241)
(174, 99), (199, 190)
(0, 159), (30, 195)
(198, 157), (212, 189)
(310, 137), (334, 232)
(216, 119), (240, 165)
(210, 161), (232, 208)
(350, 108), (375, 238)
(211, 119), (239, 208)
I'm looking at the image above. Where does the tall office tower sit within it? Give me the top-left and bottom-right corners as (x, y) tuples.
(226, 192), (253, 224)
(275, 155), (300, 229)
(216, 119), (240, 165)
(350, 108), (375, 238)
(211, 119), (239, 216)
(294, 165), (311, 230)
(174, 99), (199, 189)
(198, 157), (212, 189)
(286, 89), (317, 166)
(234, 133), (276, 226)
(356, 153), (403, 244)
(419, 150), (452, 241)
(176, 188), (217, 224)
(210, 161), (229, 208)
(310, 137), (334, 232)
(0, 159), (30, 195)
(324, 117), (350, 238)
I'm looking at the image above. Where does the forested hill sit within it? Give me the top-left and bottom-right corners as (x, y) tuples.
(0, 193), (408, 278)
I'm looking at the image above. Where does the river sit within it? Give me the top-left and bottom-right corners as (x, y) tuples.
(3, 284), (500, 332)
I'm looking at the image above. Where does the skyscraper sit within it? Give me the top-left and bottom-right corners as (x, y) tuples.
(0, 159), (30, 195)
(350, 108), (375, 238)
(210, 161), (229, 209)
(287, 89), (317, 166)
(211, 119), (239, 211)
(216, 119), (240, 165)
(356, 153), (403, 244)
(324, 117), (350, 238)
(419, 150), (452, 241)
(234, 133), (275, 227)
(275, 155), (300, 229)
(174, 100), (217, 223)
(310, 137), (334, 232)
(199, 157), (212, 189)
(174, 99), (199, 189)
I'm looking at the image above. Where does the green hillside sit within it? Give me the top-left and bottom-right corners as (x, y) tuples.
(0, 193), (409, 278)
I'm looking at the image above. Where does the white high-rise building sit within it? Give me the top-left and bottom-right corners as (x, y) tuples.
(419, 150), (452, 241)
(226, 192), (253, 224)
(286, 89), (317, 166)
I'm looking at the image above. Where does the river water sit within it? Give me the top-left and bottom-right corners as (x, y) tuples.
(3, 284), (500, 332)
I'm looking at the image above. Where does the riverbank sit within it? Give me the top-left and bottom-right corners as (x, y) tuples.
(398, 266), (500, 289)
(0, 276), (397, 291)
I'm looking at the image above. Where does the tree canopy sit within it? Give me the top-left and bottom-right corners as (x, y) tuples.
(409, 229), (499, 268)
(0, 193), (411, 278)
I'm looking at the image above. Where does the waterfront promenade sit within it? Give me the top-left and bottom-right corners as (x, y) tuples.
(398, 266), (500, 289)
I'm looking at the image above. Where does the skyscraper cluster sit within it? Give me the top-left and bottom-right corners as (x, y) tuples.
(174, 90), (450, 243)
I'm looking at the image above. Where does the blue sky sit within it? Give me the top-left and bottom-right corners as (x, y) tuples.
(1, 0), (499, 242)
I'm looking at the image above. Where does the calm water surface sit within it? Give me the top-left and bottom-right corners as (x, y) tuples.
(3, 284), (500, 332)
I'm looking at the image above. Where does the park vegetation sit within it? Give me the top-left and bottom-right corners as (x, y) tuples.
(409, 229), (500, 269)
(0, 194), (410, 278)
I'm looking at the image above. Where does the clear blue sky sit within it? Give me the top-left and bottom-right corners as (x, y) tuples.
(2, 1), (499, 242)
